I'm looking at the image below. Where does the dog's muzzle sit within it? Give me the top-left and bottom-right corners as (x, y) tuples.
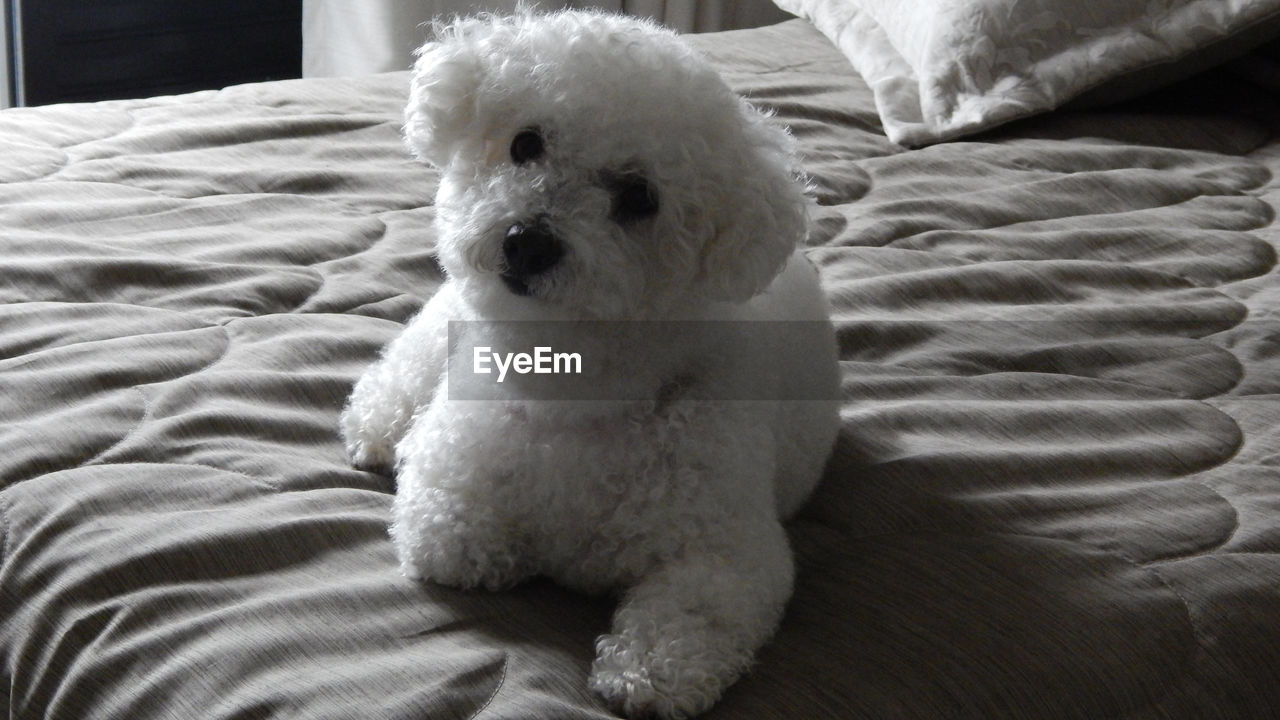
(500, 219), (563, 296)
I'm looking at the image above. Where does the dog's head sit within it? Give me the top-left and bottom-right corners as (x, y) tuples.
(406, 9), (808, 319)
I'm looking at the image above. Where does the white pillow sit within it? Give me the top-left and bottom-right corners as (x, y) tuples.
(774, 0), (1280, 146)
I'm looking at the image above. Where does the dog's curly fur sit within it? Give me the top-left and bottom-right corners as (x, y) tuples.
(340, 9), (840, 719)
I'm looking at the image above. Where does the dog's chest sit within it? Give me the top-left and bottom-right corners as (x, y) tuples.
(484, 402), (689, 505)
(467, 402), (706, 576)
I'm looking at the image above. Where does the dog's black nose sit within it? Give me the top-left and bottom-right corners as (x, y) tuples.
(502, 221), (563, 279)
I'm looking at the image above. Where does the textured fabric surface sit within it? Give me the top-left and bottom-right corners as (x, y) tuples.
(775, 0), (1280, 146)
(3, 18), (1280, 719)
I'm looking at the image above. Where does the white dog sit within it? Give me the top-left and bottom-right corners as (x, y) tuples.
(340, 9), (840, 719)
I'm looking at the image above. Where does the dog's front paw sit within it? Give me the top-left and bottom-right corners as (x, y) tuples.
(345, 433), (395, 472)
(589, 631), (732, 720)
(589, 537), (794, 719)
(338, 405), (396, 472)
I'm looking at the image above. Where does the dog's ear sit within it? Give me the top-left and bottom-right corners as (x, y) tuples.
(696, 103), (810, 304)
(403, 20), (491, 168)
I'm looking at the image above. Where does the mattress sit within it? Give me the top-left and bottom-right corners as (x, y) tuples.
(3, 18), (1279, 720)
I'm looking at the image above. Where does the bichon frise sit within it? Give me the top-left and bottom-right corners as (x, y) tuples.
(340, 9), (840, 718)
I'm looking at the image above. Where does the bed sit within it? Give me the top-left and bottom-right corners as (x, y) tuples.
(2, 5), (1279, 719)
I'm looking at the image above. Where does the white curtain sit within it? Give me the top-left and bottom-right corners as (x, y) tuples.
(603, 0), (790, 33)
(302, 0), (791, 77)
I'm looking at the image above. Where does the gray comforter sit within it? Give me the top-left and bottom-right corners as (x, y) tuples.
(2, 19), (1278, 719)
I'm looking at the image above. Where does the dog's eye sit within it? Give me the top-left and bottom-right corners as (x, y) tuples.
(510, 128), (545, 165)
(612, 177), (659, 222)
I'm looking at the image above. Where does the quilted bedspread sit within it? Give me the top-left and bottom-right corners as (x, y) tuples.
(2, 19), (1279, 720)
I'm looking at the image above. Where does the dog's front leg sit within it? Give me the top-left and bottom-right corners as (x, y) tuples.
(339, 287), (455, 470)
(388, 400), (534, 590)
(589, 521), (795, 720)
